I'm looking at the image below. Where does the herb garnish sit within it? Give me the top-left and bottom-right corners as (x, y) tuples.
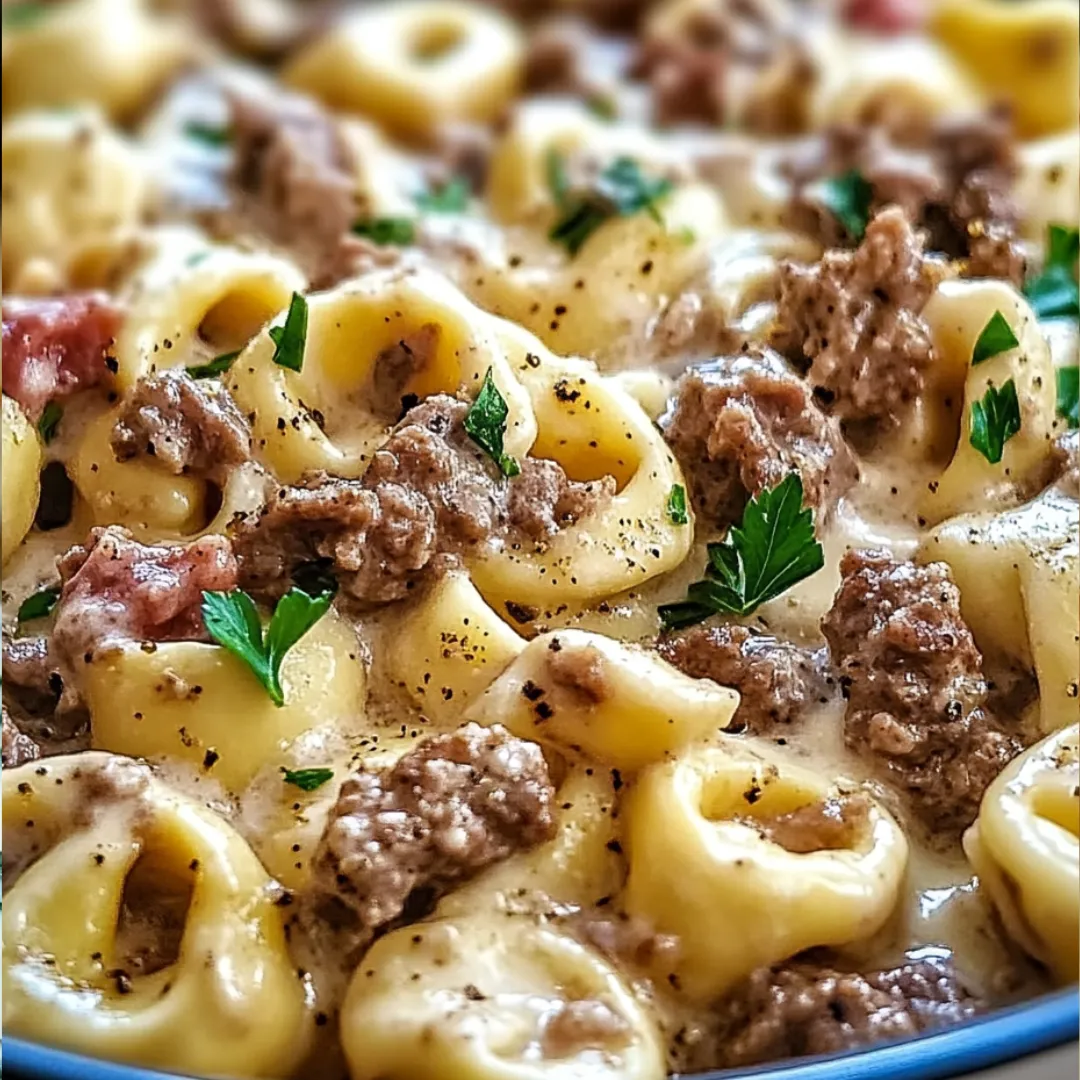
(37, 401), (63, 444)
(585, 94), (618, 121)
(187, 351), (240, 380)
(3, 2), (51, 29)
(351, 217), (416, 246)
(17, 586), (60, 625)
(415, 176), (470, 214)
(282, 767), (335, 792)
(969, 379), (1021, 464)
(183, 121), (231, 148)
(547, 152), (673, 256)
(463, 367), (520, 477)
(666, 483), (689, 525)
(818, 170), (873, 242)
(202, 587), (332, 706)
(1056, 366), (1079, 430)
(1024, 224), (1079, 321)
(972, 311), (1019, 366)
(268, 292), (308, 373)
(658, 474), (824, 631)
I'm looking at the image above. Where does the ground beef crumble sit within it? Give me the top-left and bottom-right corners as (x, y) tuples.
(660, 348), (856, 526)
(734, 793), (871, 854)
(822, 549), (1022, 834)
(313, 723), (556, 932)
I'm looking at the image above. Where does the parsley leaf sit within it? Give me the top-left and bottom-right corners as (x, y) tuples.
(268, 292), (308, 373)
(666, 483), (689, 525)
(282, 767), (335, 792)
(17, 586), (60, 625)
(547, 153), (673, 256)
(37, 401), (63, 444)
(415, 176), (470, 214)
(972, 310), (1019, 366)
(969, 379), (1021, 464)
(351, 217), (415, 246)
(818, 170), (873, 242)
(187, 351), (240, 380)
(183, 121), (230, 148)
(1024, 224), (1079, 321)
(585, 94), (617, 121)
(463, 367), (520, 477)
(658, 474), (824, 630)
(202, 587), (331, 706)
(1056, 366), (1079, 430)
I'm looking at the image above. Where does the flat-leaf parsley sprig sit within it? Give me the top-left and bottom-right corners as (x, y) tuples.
(202, 587), (332, 706)
(659, 474), (824, 631)
(969, 379), (1021, 465)
(464, 368), (520, 477)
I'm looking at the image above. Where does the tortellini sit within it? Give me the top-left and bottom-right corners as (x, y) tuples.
(963, 725), (1079, 983)
(919, 489), (1080, 732)
(464, 629), (739, 770)
(2, 396), (42, 565)
(623, 741), (908, 1000)
(2, 753), (311, 1077)
(340, 914), (665, 1080)
(85, 609), (367, 795)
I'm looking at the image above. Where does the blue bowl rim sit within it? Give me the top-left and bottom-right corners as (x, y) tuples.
(4, 985), (1077, 1080)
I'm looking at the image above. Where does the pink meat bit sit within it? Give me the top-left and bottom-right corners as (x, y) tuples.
(54, 528), (239, 662)
(2, 294), (124, 421)
(842, 0), (927, 34)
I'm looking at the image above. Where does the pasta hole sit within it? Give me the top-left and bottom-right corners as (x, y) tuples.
(408, 21), (466, 64)
(1031, 785), (1080, 840)
(113, 852), (194, 978)
(197, 291), (280, 354)
(34, 462), (75, 532)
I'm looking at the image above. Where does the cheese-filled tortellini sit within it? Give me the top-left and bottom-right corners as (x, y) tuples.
(963, 725), (1079, 983)
(2, 396), (42, 565)
(2, 753), (312, 1077)
(340, 914), (665, 1080)
(623, 741), (908, 1000)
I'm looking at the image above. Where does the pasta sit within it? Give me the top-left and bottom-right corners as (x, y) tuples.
(2, 0), (1078, 1077)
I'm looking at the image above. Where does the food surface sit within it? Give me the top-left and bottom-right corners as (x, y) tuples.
(2, 0), (1079, 1077)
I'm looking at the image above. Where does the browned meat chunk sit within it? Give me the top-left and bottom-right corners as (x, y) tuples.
(772, 208), (945, 429)
(1050, 430), (1079, 499)
(659, 623), (821, 732)
(822, 550), (1021, 834)
(314, 723), (556, 930)
(111, 369), (251, 479)
(233, 395), (612, 604)
(660, 349), (856, 526)
(368, 324), (440, 419)
(2, 703), (40, 768)
(53, 527), (239, 668)
(736, 793), (871, 854)
(709, 955), (978, 1068)
(2, 633), (88, 755)
(2, 294), (122, 421)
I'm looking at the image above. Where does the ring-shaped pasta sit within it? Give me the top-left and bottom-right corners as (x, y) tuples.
(917, 280), (1058, 525)
(113, 241), (305, 394)
(227, 268), (536, 482)
(284, 1), (524, 143)
(963, 725), (1079, 983)
(464, 629), (739, 771)
(2, 753), (311, 1078)
(623, 741), (908, 1000)
(2, 396), (42, 565)
(340, 914), (665, 1080)
(85, 608), (367, 796)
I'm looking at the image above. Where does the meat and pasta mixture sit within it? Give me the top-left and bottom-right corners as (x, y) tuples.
(2, 0), (1078, 1077)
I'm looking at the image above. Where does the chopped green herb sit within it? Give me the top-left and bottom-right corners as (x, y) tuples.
(187, 351), (240, 380)
(463, 367), (520, 478)
(17, 586), (60, 625)
(202, 587), (331, 706)
(585, 94), (618, 121)
(415, 176), (470, 214)
(282, 767), (335, 792)
(185, 251), (211, 268)
(1024, 224), (1079, 321)
(672, 225), (697, 246)
(268, 292), (308, 373)
(37, 401), (63, 444)
(351, 217), (415, 246)
(666, 484), (689, 525)
(1056, 366), (1079, 430)
(658, 474), (824, 630)
(3, 2), (51, 29)
(547, 154), (673, 256)
(972, 310), (1020, 366)
(969, 379), (1021, 465)
(818, 170), (873, 242)
(183, 121), (231, 148)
